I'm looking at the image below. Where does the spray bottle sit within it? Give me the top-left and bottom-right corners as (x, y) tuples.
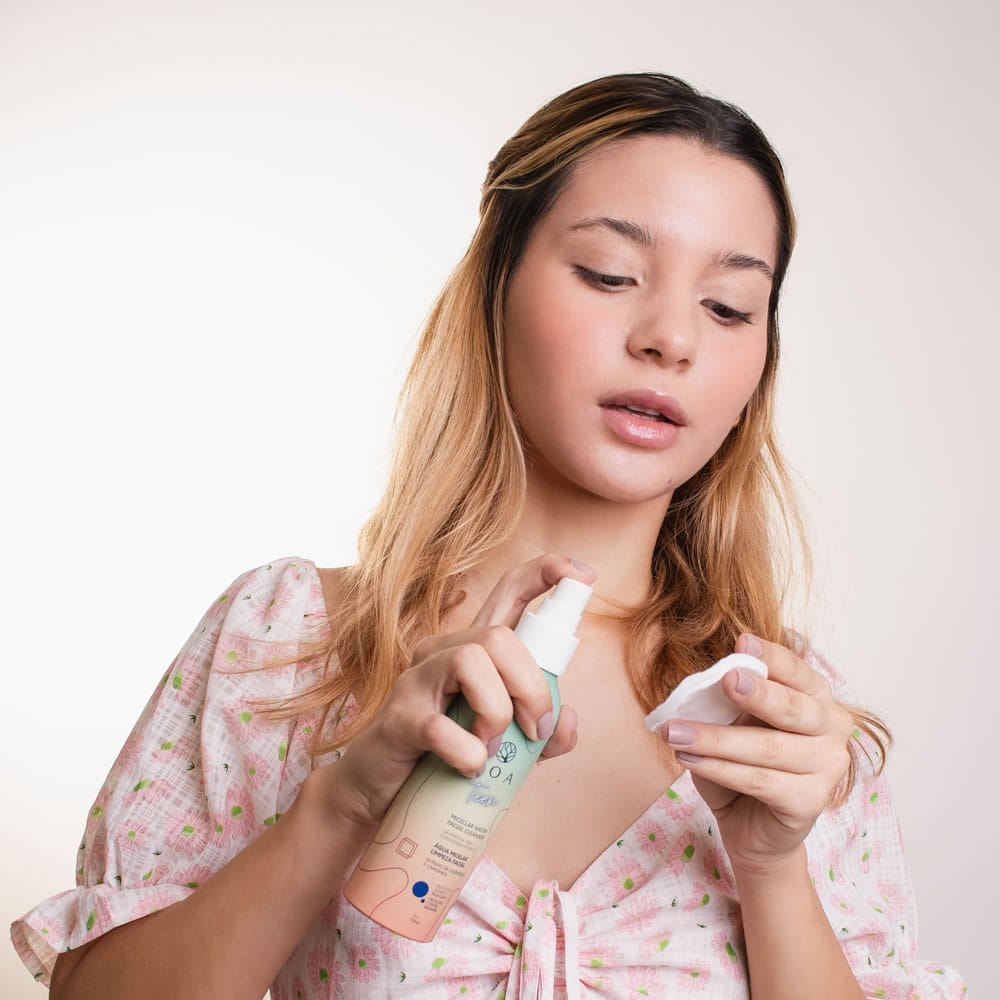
(343, 576), (592, 941)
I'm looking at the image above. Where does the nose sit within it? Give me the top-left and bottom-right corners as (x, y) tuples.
(625, 301), (697, 370)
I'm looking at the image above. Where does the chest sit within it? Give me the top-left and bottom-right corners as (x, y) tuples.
(485, 654), (682, 896)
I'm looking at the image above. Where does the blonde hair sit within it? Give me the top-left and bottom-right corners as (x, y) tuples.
(271, 73), (889, 793)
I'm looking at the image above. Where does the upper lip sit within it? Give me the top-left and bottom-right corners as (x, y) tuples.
(600, 389), (689, 426)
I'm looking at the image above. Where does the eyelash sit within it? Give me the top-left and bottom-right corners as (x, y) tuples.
(573, 266), (754, 326)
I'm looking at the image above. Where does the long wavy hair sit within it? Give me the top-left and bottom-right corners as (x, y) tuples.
(271, 72), (888, 789)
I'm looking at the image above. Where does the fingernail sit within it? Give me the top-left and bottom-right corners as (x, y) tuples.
(735, 670), (754, 695)
(676, 751), (703, 765)
(536, 711), (555, 741)
(486, 735), (502, 758)
(474, 762), (486, 778)
(569, 558), (594, 573)
(665, 722), (697, 746)
(739, 633), (763, 657)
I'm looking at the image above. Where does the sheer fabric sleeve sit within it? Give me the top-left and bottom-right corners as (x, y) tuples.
(10, 557), (329, 987)
(803, 648), (966, 999)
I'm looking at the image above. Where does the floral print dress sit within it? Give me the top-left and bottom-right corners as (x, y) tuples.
(11, 558), (966, 998)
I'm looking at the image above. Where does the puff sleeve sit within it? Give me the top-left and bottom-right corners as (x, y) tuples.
(10, 557), (329, 987)
(804, 649), (966, 999)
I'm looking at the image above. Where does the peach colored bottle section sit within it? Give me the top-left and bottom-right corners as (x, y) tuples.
(343, 578), (592, 941)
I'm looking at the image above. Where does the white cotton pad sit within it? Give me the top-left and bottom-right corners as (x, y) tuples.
(644, 653), (768, 731)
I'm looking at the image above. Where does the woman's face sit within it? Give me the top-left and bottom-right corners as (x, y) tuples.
(502, 134), (777, 508)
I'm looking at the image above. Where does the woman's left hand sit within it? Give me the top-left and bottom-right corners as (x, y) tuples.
(663, 634), (855, 874)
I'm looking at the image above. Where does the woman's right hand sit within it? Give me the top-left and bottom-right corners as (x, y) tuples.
(304, 553), (595, 832)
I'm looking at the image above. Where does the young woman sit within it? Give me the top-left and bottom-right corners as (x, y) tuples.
(14, 73), (964, 998)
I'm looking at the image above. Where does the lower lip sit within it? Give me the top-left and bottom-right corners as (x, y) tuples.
(600, 405), (681, 449)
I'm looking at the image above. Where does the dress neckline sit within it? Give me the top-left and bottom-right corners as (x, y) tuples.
(480, 768), (695, 903)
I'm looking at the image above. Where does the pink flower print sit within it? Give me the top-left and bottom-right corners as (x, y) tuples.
(80, 903), (112, 941)
(616, 894), (661, 934)
(634, 817), (668, 856)
(435, 912), (472, 943)
(348, 943), (381, 982)
(165, 810), (211, 855)
(306, 946), (345, 992)
(114, 817), (153, 854)
(625, 966), (665, 996)
(122, 773), (168, 808)
(701, 846), (736, 896)
(173, 864), (214, 889)
(579, 939), (623, 980)
(859, 835), (882, 875)
(223, 700), (267, 745)
(166, 655), (204, 707)
(30, 911), (65, 950)
(152, 735), (196, 764)
(711, 930), (746, 981)
(600, 856), (647, 899)
(425, 954), (472, 982)
(109, 732), (144, 779)
(132, 863), (170, 888)
(862, 775), (894, 821)
(128, 888), (179, 921)
(678, 961), (712, 992)
(241, 750), (271, 788)
(679, 879), (712, 912)
(857, 972), (901, 999)
(214, 633), (254, 673)
(221, 785), (257, 842)
(500, 879), (530, 915)
(875, 880), (906, 915)
(371, 920), (417, 958)
(247, 580), (296, 630)
(656, 783), (696, 820)
(663, 830), (698, 876)
(446, 979), (480, 999)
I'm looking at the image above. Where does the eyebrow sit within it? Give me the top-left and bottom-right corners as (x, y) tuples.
(567, 216), (774, 281)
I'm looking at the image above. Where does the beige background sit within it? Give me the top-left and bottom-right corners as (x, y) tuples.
(2, 0), (994, 995)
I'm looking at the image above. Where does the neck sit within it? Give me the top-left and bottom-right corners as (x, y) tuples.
(463, 469), (673, 619)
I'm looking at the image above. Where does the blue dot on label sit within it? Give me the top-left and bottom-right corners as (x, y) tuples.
(412, 880), (429, 898)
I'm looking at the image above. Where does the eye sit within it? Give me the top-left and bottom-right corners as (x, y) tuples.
(573, 265), (634, 291)
(704, 300), (753, 326)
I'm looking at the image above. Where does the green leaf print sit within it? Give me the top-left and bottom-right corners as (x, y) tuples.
(431, 957), (447, 970)
(278, 740), (287, 762)
(133, 779), (152, 792)
(666, 787), (681, 801)
(682, 844), (695, 862)
(85, 911), (96, 931)
(172, 672), (183, 690)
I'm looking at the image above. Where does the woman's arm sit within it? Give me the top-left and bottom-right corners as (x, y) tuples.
(51, 768), (372, 1000)
(663, 633), (865, 998)
(733, 846), (864, 1000)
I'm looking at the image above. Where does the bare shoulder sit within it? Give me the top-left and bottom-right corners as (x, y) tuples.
(315, 565), (353, 620)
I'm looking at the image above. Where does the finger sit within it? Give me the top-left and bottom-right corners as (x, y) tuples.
(662, 720), (825, 775)
(680, 754), (833, 822)
(736, 633), (828, 697)
(379, 696), (494, 780)
(441, 641), (517, 743)
(539, 703), (578, 760)
(471, 553), (595, 629)
(720, 666), (830, 737)
(420, 626), (558, 741)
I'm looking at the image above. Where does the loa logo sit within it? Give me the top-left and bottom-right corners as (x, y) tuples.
(496, 741), (518, 763)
